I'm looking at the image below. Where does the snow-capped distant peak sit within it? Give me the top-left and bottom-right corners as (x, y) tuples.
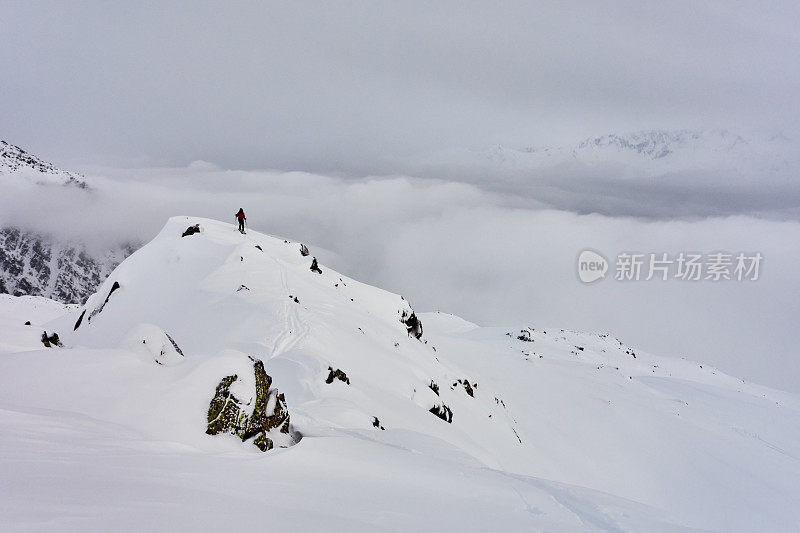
(0, 140), (89, 189)
(573, 129), (746, 159)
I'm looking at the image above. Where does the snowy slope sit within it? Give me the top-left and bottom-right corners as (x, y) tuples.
(0, 217), (798, 531)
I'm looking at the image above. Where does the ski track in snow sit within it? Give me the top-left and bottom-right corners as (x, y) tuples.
(268, 255), (309, 361)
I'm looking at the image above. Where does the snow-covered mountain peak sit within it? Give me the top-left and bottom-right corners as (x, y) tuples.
(0, 140), (89, 189)
(55, 216), (524, 460)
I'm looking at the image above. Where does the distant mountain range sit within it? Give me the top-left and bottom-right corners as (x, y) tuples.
(408, 128), (797, 177)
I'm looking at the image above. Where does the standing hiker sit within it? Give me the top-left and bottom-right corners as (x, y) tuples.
(235, 208), (246, 234)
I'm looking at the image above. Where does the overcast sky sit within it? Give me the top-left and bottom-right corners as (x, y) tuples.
(2, 2), (799, 392)
(2, 1), (800, 172)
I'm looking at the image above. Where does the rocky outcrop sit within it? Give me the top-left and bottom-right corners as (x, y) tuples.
(326, 367), (350, 385)
(299, 244), (310, 256)
(206, 358), (294, 452)
(401, 310), (423, 339)
(454, 379), (476, 397)
(429, 404), (453, 424)
(310, 257), (322, 274)
(181, 224), (201, 237)
(41, 331), (62, 347)
(88, 281), (120, 322)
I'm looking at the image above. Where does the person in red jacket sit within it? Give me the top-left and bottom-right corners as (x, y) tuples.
(235, 208), (246, 234)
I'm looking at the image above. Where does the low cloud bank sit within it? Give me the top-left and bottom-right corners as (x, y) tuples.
(2, 165), (798, 392)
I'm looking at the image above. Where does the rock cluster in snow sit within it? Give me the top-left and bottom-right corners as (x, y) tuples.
(206, 358), (294, 451)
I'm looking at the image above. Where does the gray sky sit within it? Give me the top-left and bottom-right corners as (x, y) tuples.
(2, 1), (800, 172)
(1, 2), (800, 391)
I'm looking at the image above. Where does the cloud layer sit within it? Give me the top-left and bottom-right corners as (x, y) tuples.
(3, 165), (798, 392)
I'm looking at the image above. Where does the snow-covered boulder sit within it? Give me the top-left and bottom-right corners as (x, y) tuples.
(206, 357), (294, 451)
(120, 323), (184, 366)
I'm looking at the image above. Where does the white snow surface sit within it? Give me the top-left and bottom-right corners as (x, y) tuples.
(0, 217), (798, 532)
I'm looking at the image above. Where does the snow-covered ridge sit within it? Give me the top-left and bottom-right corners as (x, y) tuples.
(0, 140), (89, 188)
(1, 216), (799, 530)
(54, 216), (526, 460)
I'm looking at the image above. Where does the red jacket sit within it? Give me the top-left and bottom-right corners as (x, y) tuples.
(235, 209), (246, 220)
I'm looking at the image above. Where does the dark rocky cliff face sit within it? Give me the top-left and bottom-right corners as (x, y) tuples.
(0, 227), (136, 304)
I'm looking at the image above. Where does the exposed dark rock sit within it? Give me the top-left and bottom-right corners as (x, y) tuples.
(24, 321), (31, 326)
(428, 380), (440, 396)
(237, 285), (250, 292)
(400, 310), (423, 339)
(299, 244), (310, 256)
(255, 245), (263, 251)
(372, 416), (385, 430)
(429, 404), (453, 423)
(455, 379), (475, 397)
(88, 281), (120, 322)
(73, 309), (86, 331)
(41, 331), (62, 348)
(516, 329), (533, 342)
(206, 359), (292, 452)
(326, 367), (350, 385)
(165, 333), (184, 356)
(181, 224), (201, 237)
(310, 257), (322, 274)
